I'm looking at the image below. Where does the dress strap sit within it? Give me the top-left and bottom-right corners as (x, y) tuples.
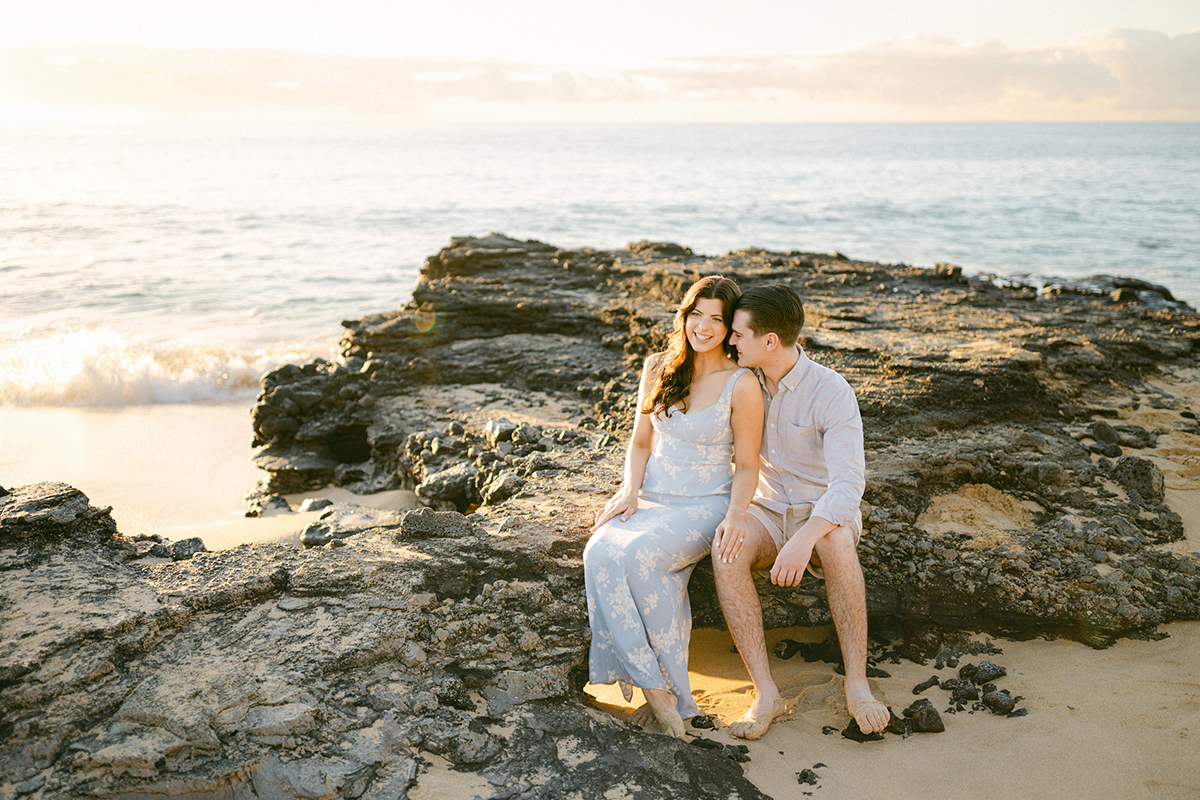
(719, 367), (751, 404)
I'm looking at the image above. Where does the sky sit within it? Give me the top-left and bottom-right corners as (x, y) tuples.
(0, 0), (1197, 123)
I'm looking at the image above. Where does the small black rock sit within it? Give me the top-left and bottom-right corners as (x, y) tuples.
(690, 714), (715, 730)
(959, 663), (980, 682)
(913, 675), (940, 694)
(975, 661), (1007, 683)
(842, 719), (885, 742)
(724, 744), (751, 763)
(773, 639), (803, 660)
(953, 684), (980, 703)
(885, 709), (911, 736)
(905, 699), (945, 733)
(822, 726), (838, 735)
(797, 769), (819, 786)
(982, 691), (1016, 715)
(689, 737), (723, 750)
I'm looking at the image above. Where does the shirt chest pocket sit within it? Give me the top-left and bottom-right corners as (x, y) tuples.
(772, 422), (824, 474)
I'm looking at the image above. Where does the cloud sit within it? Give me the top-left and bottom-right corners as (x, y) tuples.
(1, 29), (1197, 122)
(629, 28), (1199, 117)
(1075, 28), (1200, 113)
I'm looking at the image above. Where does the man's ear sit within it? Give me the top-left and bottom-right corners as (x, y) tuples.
(765, 332), (779, 351)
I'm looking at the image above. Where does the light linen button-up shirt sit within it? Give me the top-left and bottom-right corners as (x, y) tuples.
(754, 346), (865, 527)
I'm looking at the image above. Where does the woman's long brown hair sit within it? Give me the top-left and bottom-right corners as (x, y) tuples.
(642, 275), (741, 417)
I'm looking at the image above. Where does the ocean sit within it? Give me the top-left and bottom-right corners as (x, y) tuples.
(2, 122), (1198, 542)
(3, 122), (1198, 408)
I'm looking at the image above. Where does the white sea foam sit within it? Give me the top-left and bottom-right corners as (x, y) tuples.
(0, 327), (322, 407)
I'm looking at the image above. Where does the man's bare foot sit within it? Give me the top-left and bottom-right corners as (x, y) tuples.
(730, 693), (785, 740)
(847, 689), (890, 734)
(627, 703), (655, 728)
(643, 688), (685, 739)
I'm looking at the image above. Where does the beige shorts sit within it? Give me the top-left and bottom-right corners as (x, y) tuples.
(746, 501), (863, 579)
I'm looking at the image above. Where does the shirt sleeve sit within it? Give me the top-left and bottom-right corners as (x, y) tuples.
(809, 379), (866, 527)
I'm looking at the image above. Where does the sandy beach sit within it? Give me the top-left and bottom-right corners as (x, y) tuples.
(589, 621), (1199, 799)
(0, 402), (418, 550)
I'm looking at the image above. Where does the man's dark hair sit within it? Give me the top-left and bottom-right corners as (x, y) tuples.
(735, 284), (804, 345)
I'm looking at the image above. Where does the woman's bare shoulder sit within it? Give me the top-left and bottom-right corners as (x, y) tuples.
(643, 351), (668, 374)
(732, 368), (764, 400)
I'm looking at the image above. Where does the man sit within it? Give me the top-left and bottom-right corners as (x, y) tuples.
(711, 284), (889, 739)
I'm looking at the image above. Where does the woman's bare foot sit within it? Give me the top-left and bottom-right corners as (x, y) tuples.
(730, 692), (785, 740)
(643, 688), (685, 739)
(627, 703), (656, 727)
(847, 687), (890, 734)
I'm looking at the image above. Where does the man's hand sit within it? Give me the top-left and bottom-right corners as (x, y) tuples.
(713, 510), (749, 563)
(592, 487), (638, 531)
(770, 535), (815, 586)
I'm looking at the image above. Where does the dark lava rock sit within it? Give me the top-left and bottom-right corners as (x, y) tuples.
(725, 744), (752, 763)
(884, 709), (910, 736)
(1111, 455), (1165, 501)
(2, 480), (774, 800)
(298, 497), (334, 512)
(486, 417), (518, 445)
(773, 639), (804, 660)
(244, 234), (1200, 657)
(904, 699), (946, 733)
(399, 507), (477, 540)
(913, 675), (941, 694)
(797, 768), (820, 786)
(958, 663), (980, 682)
(841, 719), (885, 742)
(1090, 420), (1120, 444)
(983, 691), (1017, 715)
(169, 537), (207, 561)
(953, 683), (980, 703)
(299, 522), (333, 547)
(689, 737), (723, 750)
(974, 661), (1007, 683)
(483, 472), (525, 505)
(691, 715), (716, 730)
(416, 463), (479, 511)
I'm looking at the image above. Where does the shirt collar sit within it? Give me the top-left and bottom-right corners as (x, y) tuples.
(755, 345), (811, 396)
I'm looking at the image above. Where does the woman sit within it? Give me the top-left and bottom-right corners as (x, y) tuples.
(584, 275), (763, 738)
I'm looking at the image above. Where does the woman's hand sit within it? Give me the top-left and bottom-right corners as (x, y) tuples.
(592, 487), (638, 531)
(713, 510), (749, 563)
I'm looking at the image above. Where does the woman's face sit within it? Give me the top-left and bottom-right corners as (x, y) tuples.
(684, 297), (729, 355)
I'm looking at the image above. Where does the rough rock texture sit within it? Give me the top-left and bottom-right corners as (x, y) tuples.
(9, 234), (1200, 798)
(1, 484), (766, 799)
(248, 234), (1200, 647)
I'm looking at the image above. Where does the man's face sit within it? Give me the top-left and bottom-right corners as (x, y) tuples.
(730, 309), (769, 368)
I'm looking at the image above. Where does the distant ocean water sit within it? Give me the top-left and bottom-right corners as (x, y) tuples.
(3, 122), (1198, 407)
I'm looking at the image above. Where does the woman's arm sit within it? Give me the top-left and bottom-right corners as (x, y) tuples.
(591, 353), (662, 531)
(713, 370), (764, 561)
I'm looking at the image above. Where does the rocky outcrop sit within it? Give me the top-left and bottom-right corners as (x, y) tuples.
(9, 233), (1200, 798)
(246, 234), (1200, 648)
(1, 483), (765, 799)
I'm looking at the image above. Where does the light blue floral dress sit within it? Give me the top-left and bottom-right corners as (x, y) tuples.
(584, 367), (748, 719)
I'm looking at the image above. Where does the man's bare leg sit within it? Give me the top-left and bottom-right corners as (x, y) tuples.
(712, 520), (786, 739)
(814, 526), (889, 733)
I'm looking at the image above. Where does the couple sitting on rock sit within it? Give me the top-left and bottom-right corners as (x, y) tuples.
(583, 276), (890, 740)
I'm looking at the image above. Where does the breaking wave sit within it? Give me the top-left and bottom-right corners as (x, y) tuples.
(0, 327), (323, 407)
